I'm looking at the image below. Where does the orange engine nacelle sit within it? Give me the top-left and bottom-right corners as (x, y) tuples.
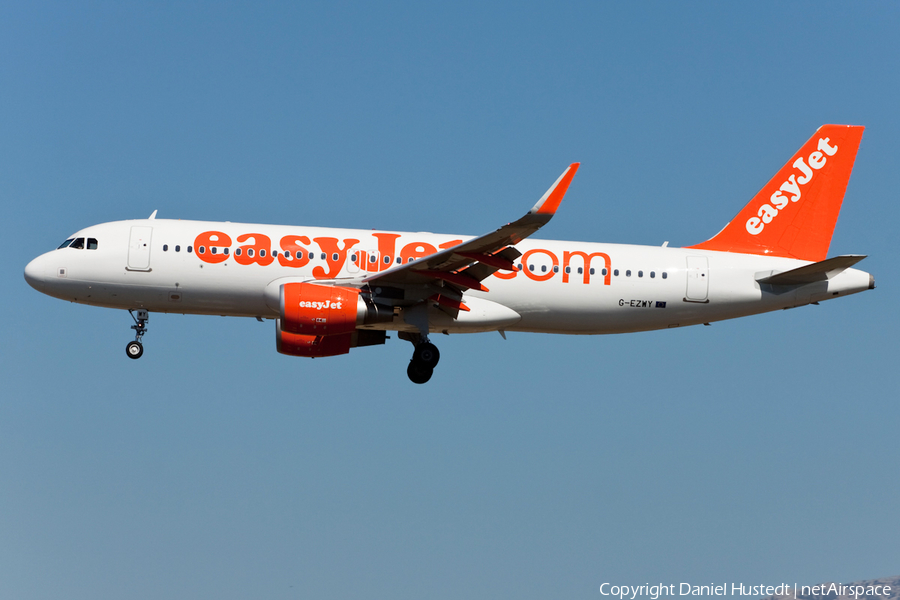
(276, 328), (353, 358)
(281, 282), (361, 336)
(276, 282), (392, 358)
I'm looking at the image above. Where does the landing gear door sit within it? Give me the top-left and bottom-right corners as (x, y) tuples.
(685, 256), (709, 302)
(128, 226), (153, 271)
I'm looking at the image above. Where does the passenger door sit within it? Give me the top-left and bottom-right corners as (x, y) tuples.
(685, 256), (709, 302)
(127, 226), (153, 271)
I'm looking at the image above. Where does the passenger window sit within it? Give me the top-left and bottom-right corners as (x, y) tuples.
(260, 249), (266, 258)
(590, 268), (595, 275)
(297, 251), (303, 259)
(638, 270), (643, 277)
(577, 267), (583, 274)
(529, 264), (535, 272)
(369, 255), (376, 264)
(199, 246), (206, 254)
(350, 254), (357, 262)
(662, 272), (668, 279)
(87, 238), (98, 250)
(626, 270), (631, 277)
(175, 245), (181, 252)
(211, 247), (217, 254)
(57, 238), (74, 249)
(383, 256), (391, 264)
(553, 265), (559, 273)
(541, 265), (547, 272)
(321, 253), (327, 260)
(163, 244), (169, 252)
(334, 253), (340, 262)
(187, 246), (193, 253)
(224, 248), (229, 255)
(396, 257), (401, 264)
(602, 268), (608, 276)
(565, 267), (571, 274)
(248, 248), (255, 257)
(70, 238), (85, 249)
(235, 248), (242, 256)
(650, 271), (655, 278)
(309, 252), (315, 260)
(614, 269), (619, 276)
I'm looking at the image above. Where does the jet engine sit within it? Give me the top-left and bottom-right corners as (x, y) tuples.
(276, 282), (392, 357)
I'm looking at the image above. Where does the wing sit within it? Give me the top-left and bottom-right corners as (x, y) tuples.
(362, 163), (580, 300)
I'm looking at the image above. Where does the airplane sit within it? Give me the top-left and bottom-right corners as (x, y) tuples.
(24, 124), (874, 383)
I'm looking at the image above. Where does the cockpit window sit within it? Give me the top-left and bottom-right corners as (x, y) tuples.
(87, 238), (98, 250)
(70, 237), (85, 249)
(57, 238), (74, 249)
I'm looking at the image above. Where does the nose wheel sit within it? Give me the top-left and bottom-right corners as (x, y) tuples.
(126, 340), (143, 359)
(407, 341), (440, 384)
(126, 309), (149, 360)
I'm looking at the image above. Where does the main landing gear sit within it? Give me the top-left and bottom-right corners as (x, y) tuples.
(404, 335), (441, 384)
(126, 309), (148, 359)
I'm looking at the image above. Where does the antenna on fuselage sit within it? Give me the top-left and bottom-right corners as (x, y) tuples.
(149, 210), (158, 219)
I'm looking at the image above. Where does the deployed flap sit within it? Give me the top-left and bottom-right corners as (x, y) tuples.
(756, 254), (867, 286)
(361, 163), (580, 290)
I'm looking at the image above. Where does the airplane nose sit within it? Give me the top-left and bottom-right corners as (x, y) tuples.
(24, 255), (48, 290)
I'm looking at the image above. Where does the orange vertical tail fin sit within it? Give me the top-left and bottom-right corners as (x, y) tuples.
(688, 124), (864, 262)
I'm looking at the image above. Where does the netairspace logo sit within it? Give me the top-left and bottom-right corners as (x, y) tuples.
(599, 582), (892, 599)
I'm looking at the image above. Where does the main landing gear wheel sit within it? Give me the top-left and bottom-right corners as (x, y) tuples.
(412, 342), (440, 369)
(406, 341), (440, 384)
(126, 341), (144, 359)
(407, 361), (433, 384)
(127, 309), (149, 360)
(399, 333), (441, 384)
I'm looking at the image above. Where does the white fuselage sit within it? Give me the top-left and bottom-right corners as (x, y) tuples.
(24, 218), (874, 335)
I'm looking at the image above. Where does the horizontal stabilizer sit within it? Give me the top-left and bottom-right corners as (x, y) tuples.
(756, 255), (867, 286)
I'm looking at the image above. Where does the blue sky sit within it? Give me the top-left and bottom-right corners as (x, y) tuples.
(2, 2), (899, 599)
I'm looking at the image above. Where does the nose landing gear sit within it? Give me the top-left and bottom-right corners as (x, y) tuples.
(126, 309), (148, 359)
